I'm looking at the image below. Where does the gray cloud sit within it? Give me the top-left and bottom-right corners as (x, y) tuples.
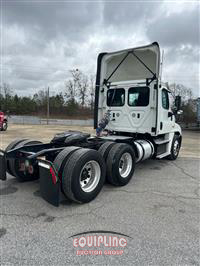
(1, 1), (199, 97)
(103, 1), (158, 27)
(146, 6), (199, 46)
(3, 1), (101, 40)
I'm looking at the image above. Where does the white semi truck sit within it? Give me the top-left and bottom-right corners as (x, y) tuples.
(0, 42), (182, 206)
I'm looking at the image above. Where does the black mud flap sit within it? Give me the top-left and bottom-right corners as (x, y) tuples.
(0, 150), (6, 180)
(38, 159), (60, 207)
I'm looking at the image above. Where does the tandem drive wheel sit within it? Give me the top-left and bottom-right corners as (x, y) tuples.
(61, 148), (106, 203)
(106, 143), (136, 186)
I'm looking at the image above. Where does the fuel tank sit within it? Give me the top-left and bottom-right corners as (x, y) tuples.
(134, 140), (154, 163)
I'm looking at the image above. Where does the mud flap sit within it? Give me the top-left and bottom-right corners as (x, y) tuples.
(38, 160), (60, 207)
(0, 150), (6, 180)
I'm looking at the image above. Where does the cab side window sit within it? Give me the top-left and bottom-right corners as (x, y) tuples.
(162, 89), (169, 109)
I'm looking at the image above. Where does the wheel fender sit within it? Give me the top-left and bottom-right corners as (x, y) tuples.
(167, 132), (175, 154)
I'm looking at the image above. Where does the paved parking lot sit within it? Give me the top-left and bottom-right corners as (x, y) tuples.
(0, 125), (199, 265)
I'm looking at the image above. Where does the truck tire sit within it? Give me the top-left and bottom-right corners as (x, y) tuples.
(10, 139), (42, 181)
(5, 139), (28, 152)
(167, 135), (181, 160)
(2, 121), (7, 131)
(53, 146), (80, 179)
(5, 138), (28, 175)
(98, 141), (116, 161)
(106, 143), (135, 186)
(62, 148), (106, 203)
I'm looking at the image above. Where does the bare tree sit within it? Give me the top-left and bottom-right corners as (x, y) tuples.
(89, 75), (95, 110)
(65, 79), (75, 103)
(64, 69), (81, 103)
(169, 83), (193, 102)
(65, 69), (90, 107)
(78, 74), (88, 107)
(1, 83), (13, 98)
(70, 69), (82, 85)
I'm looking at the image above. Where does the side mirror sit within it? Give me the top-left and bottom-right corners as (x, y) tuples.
(175, 96), (181, 111)
(177, 110), (183, 115)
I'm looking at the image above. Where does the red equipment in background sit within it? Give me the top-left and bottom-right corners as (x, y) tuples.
(0, 112), (8, 131)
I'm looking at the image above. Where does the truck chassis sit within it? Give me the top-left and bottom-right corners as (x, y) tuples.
(0, 130), (181, 206)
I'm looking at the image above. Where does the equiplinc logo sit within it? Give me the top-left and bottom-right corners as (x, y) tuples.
(69, 230), (132, 256)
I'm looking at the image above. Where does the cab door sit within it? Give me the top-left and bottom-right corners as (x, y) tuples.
(106, 87), (128, 130)
(159, 88), (175, 134)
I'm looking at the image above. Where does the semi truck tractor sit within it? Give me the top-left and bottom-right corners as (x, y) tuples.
(0, 111), (8, 131)
(0, 42), (182, 206)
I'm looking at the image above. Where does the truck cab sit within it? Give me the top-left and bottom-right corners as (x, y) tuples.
(94, 42), (182, 159)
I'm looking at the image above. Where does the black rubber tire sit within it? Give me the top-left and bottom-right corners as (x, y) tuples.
(62, 148), (106, 203)
(167, 135), (181, 160)
(53, 146), (80, 179)
(106, 143), (136, 186)
(10, 139), (42, 181)
(98, 141), (116, 161)
(5, 139), (28, 153)
(2, 121), (8, 131)
(5, 138), (28, 175)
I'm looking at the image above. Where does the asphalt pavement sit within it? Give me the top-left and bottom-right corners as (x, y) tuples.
(0, 127), (199, 265)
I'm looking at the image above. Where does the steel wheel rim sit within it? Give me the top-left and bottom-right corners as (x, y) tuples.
(119, 152), (132, 178)
(79, 160), (101, 193)
(173, 140), (179, 156)
(3, 122), (7, 130)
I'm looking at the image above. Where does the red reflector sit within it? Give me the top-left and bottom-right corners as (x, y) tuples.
(50, 167), (57, 185)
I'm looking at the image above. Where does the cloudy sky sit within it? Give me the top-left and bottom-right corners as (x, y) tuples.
(1, 0), (199, 97)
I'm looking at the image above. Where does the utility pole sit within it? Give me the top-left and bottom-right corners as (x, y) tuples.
(47, 87), (49, 125)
